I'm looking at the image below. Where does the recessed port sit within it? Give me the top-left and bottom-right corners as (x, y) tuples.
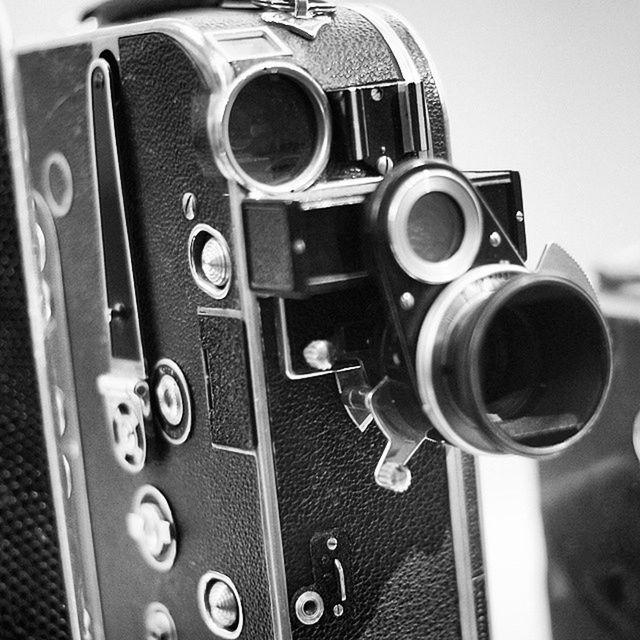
(198, 571), (243, 639)
(188, 224), (232, 299)
(294, 590), (324, 626)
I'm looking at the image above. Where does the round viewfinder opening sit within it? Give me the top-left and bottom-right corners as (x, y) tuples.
(407, 191), (466, 263)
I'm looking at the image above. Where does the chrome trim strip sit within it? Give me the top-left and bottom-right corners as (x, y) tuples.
(211, 442), (257, 456)
(446, 447), (479, 640)
(34, 192), (107, 639)
(197, 306), (245, 319)
(228, 181), (292, 639)
(349, 87), (365, 160)
(0, 10), (103, 640)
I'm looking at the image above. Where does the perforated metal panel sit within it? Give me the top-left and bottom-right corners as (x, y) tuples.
(0, 77), (71, 640)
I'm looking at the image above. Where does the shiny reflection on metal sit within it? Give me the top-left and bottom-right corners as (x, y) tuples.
(227, 177), (292, 639)
(446, 447), (480, 640)
(35, 222), (46, 271)
(303, 339), (336, 371)
(62, 455), (72, 499)
(277, 298), (361, 380)
(211, 27), (292, 61)
(153, 358), (193, 445)
(334, 558), (347, 601)
(211, 61), (331, 194)
(359, 377), (432, 492)
(336, 367), (374, 432)
(182, 192), (196, 220)
(156, 374), (183, 426)
(489, 231), (501, 248)
(198, 571), (243, 639)
(416, 263), (527, 455)
(188, 223), (232, 299)
(257, 0), (336, 40)
(55, 386), (67, 436)
(127, 485), (177, 573)
(42, 151), (74, 217)
(376, 154), (394, 176)
(400, 291), (415, 310)
(295, 590), (324, 625)
(388, 167), (482, 284)
(144, 602), (177, 640)
(292, 238), (306, 255)
(633, 411), (640, 465)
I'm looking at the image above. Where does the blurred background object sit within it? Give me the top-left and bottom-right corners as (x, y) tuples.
(3, 1), (640, 639)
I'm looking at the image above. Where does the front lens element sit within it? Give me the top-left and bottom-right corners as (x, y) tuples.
(407, 192), (465, 263)
(223, 66), (330, 191)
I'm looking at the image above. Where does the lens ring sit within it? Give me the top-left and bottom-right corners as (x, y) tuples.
(416, 265), (612, 457)
(214, 62), (331, 194)
(387, 168), (483, 284)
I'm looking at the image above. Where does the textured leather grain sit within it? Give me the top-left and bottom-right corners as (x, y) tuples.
(20, 34), (273, 639)
(261, 299), (462, 640)
(188, 8), (403, 90)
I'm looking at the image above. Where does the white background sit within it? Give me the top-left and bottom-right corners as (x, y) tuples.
(3, 1), (640, 639)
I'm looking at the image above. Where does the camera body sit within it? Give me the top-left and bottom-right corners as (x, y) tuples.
(0, 2), (611, 639)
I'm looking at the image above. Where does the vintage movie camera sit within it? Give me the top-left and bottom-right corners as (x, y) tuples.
(0, 1), (612, 639)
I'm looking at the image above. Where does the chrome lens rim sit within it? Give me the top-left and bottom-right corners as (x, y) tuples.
(213, 61), (331, 195)
(416, 264), (612, 457)
(387, 167), (482, 284)
(415, 263), (527, 455)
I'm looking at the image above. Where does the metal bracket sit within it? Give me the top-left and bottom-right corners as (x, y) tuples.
(340, 374), (438, 492)
(255, 0), (336, 40)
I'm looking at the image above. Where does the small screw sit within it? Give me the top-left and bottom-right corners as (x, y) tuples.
(333, 604), (344, 617)
(292, 239), (306, 255)
(303, 340), (336, 371)
(134, 381), (148, 397)
(489, 232), (502, 248)
(182, 192), (196, 220)
(371, 87), (383, 102)
(92, 69), (104, 90)
(400, 292), (415, 310)
(326, 536), (338, 551)
(516, 210), (524, 223)
(376, 155), (394, 176)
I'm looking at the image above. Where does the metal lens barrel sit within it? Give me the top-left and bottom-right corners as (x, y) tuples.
(443, 274), (611, 455)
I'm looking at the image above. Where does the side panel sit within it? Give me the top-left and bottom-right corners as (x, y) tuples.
(0, 26), (72, 640)
(19, 32), (274, 639)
